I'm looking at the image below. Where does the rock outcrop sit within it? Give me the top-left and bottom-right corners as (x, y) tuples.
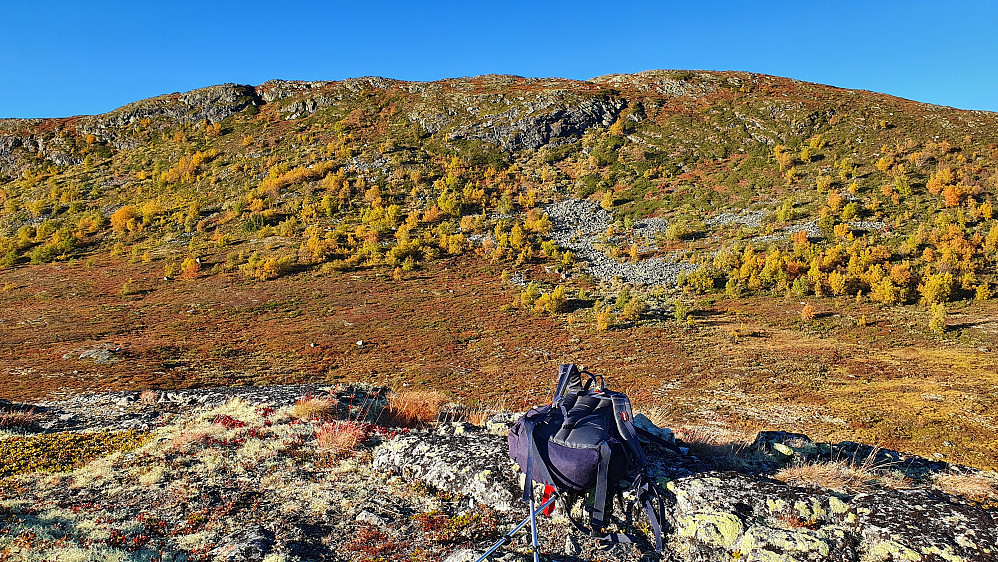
(5, 385), (997, 561)
(445, 91), (625, 151)
(91, 83), (260, 129)
(0, 83), (261, 174)
(375, 423), (998, 561)
(0, 75), (623, 176)
(669, 472), (996, 561)
(373, 426), (522, 512)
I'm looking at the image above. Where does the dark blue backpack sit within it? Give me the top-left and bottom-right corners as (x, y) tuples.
(507, 364), (674, 550)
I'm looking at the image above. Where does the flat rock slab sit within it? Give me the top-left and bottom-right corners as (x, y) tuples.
(373, 430), (522, 511)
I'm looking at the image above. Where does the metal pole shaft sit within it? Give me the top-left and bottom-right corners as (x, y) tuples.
(473, 493), (558, 562)
(529, 491), (540, 562)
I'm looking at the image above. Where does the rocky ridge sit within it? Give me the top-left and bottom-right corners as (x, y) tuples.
(0, 75), (628, 177)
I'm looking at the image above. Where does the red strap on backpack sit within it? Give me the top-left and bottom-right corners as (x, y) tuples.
(541, 485), (556, 516)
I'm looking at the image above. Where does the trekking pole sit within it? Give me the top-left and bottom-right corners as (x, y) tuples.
(529, 490), (540, 562)
(473, 492), (558, 562)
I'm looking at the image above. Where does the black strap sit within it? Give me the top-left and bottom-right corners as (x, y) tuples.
(562, 494), (639, 547)
(635, 425), (684, 455)
(591, 441), (612, 535)
(560, 473), (671, 552)
(632, 473), (667, 551)
(580, 370), (606, 392)
(520, 414), (558, 504)
(552, 364), (580, 407)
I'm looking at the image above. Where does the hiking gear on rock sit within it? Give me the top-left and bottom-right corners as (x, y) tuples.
(473, 491), (559, 562)
(507, 364), (675, 552)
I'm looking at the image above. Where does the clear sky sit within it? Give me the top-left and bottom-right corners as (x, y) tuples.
(2, 1), (996, 118)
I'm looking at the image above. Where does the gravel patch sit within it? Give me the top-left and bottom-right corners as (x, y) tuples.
(589, 256), (697, 285)
(785, 221), (821, 238)
(707, 210), (767, 228)
(545, 199), (695, 285)
(633, 217), (670, 239)
(850, 220), (888, 231)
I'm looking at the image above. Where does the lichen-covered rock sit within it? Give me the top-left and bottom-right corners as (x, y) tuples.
(373, 430), (521, 511)
(752, 430), (818, 463)
(851, 488), (997, 561)
(208, 525), (274, 561)
(668, 471), (997, 562)
(372, 419), (998, 560)
(483, 412), (521, 435)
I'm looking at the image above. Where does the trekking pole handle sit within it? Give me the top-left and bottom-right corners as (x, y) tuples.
(473, 492), (559, 562)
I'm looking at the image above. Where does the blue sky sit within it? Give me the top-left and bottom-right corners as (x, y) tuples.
(2, 1), (996, 118)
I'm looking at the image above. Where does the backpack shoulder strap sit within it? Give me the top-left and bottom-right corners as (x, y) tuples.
(579, 369), (606, 392)
(609, 393), (646, 467)
(519, 410), (559, 503)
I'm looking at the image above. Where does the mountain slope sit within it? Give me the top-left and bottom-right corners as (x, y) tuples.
(2, 71), (998, 469)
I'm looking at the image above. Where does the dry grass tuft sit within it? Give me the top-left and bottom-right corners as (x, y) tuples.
(315, 421), (367, 453)
(464, 396), (510, 426)
(291, 395), (337, 420)
(675, 425), (756, 465)
(774, 446), (915, 494)
(775, 461), (881, 494)
(0, 409), (40, 430)
(139, 389), (159, 405)
(385, 390), (448, 427)
(932, 471), (998, 502)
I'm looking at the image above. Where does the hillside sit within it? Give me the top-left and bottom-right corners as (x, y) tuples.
(1, 384), (996, 562)
(2, 70), (998, 473)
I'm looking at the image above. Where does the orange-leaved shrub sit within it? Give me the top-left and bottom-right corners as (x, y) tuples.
(801, 303), (816, 322)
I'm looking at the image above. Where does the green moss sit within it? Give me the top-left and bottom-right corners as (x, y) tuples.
(0, 430), (150, 477)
